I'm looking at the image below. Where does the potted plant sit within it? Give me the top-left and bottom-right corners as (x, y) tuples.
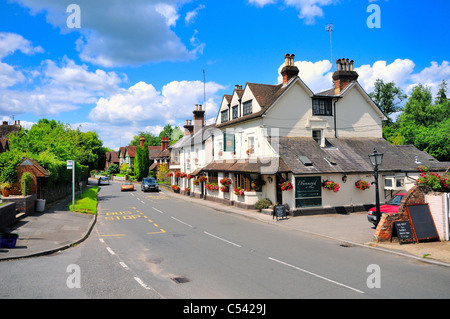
(322, 180), (340, 192)
(355, 180), (370, 190)
(171, 185), (180, 193)
(0, 182), (12, 197)
(205, 182), (219, 191)
(184, 187), (190, 195)
(197, 176), (207, 183)
(246, 148), (254, 155)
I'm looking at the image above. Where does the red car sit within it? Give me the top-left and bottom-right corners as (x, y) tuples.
(367, 193), (405, 226)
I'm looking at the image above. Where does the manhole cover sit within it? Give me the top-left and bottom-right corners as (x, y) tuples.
(171, 276), (190, 284)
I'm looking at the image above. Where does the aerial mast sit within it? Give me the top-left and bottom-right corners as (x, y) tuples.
(325, 23), (334, 70)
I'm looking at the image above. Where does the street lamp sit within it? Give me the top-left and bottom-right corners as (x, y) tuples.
(368, 148), (383, 226)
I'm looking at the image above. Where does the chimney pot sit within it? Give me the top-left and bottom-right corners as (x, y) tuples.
(281, 53), (299, 84)
(332, 58), (359, 95)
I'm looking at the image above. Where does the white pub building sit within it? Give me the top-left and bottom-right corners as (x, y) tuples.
(168, 54), (448, 215)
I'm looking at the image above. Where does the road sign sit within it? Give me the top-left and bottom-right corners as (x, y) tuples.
(67, 160), (74, 170)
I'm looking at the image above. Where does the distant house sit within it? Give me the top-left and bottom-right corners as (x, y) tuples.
(0, 120), (21, 154)
(104, 151), (120, 170)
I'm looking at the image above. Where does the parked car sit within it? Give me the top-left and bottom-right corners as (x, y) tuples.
(121, 182), (134, 192)
(98, 176), (109, 185)
(141, 177), (159, 192)
(367, 193), (405, 225)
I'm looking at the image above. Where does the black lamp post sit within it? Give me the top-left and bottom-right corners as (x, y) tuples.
(368, 148), (383, 226)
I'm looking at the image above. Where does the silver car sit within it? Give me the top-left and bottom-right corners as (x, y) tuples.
(98, 176), (109, 185)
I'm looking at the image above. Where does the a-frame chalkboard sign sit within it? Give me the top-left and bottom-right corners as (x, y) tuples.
(406, 204), (440, 243)
(391, 221), (415, 245)
(273, 205), (288, 221)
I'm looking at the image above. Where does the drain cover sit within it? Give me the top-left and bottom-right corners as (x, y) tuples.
(171, 276), (190, 284)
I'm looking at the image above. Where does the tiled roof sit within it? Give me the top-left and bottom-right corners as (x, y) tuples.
(216, 79), (295, 128)
(203, 157), (289, 174)
(278, 137), (449, 174)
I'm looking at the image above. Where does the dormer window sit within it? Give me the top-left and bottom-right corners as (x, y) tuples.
(312, 98), (332, 116)
(232, 105), (238, 119)
(221, 109), (229, 123)
(243, 100), (253, 116)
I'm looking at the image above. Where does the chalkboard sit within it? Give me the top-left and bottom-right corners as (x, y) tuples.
(406, 204), (440, 243)
(391, 221), (414, 245)
(273, 205), (287, 221)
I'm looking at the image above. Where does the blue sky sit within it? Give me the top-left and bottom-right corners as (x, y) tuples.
(1, 0), (449, 150)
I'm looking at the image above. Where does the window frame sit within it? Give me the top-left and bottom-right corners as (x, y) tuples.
(242, 100), (253, 116)
(312, 98), (333, 116)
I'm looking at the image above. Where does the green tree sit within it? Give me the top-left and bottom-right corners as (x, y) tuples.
(134, 142), (150, 181)
(435, 80), (448, 105)
(369, 79), (407, 123)
(386, 84), (450, 161)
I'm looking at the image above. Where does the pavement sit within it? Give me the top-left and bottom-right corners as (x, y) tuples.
(1, 184), (449, 268)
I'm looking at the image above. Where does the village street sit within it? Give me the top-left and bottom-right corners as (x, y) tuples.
(0, 181), (449, 300)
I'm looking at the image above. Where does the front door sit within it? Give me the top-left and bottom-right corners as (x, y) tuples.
(276, 174), (283, 205)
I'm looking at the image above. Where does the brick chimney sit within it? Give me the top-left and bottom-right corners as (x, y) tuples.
(332, 58), (358, 95)
(139, 136), (145, 148)
(161, 137), (170, 150)
(193, 104), (205, 135)
(281, 53), (299, 85)
(183, 119), (193, 136)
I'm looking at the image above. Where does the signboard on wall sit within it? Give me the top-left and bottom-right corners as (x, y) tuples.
(295, 176), (322, 208)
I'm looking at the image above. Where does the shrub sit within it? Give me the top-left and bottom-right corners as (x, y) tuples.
(254, 198), (272, 211)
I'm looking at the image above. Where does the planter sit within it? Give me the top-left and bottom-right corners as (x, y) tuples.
(36, 199), (46, 212)
(1, 190), (10, 197)
(0, 233), (18, 248)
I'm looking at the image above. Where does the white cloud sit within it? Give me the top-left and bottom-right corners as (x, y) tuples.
(355, 59), (415, 93)
(277, 59), (333, 92)
(0, 32), (44, 58)
(410, 61), (450, 95)
(249, 0), (337, 24)
(13, 0), (201, 67)
(185, 4), (205, 24)
(88, 80), (225, 126)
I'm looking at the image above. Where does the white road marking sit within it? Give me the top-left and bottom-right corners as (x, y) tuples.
(268, 257), (365, 294)
(170, 216), (193, 228)
(106, 247), (115, 255)
(204, 231), (242, 248)
(152, 207), (164, 214)
(134, 277), (151, 290)
(119, 262), (129, 269)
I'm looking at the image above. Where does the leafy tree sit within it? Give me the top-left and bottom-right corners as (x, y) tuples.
(435, 80), (448, 105)
(369, 79), (407, 123)
(385, 84), (450, 161)
(134, 142), (150, 181)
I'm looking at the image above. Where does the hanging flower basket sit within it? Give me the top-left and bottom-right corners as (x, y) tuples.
(279, 180), (293, 191)
(193, 179), (199, 185)
(171, 185), (180, 192)
(180, 173), (187, 178)
(246, 148), (254, 155)
(219, 177), (232, 186)
(186, 174), (194, 179)
(197, 176), (207, 183)
(322, 180), (340, 192)
(355, 180), (370, 190)
(234, 187), (245, 196)
(174, 172), (182, 178)
(220, 185), (229, 192)
(166, 172), (173, 177)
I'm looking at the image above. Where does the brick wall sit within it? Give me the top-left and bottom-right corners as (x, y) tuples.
(374, 186), (424, 242)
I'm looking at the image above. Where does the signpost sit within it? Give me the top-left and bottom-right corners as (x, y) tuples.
(67, 160), (75, 210)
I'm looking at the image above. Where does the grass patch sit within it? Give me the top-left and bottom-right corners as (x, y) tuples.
(68, 186), (99, 215)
